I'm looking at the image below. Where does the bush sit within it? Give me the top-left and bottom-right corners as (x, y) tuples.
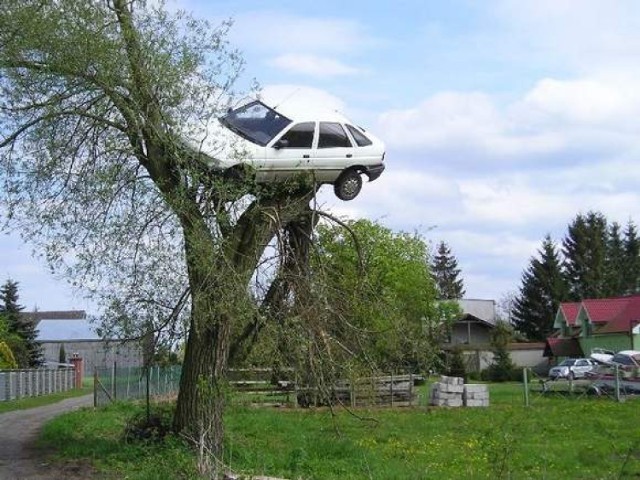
(124, 403), (174, 443)
(446, 346), (466, 381)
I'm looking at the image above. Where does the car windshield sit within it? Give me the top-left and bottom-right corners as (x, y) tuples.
(221, 101), (291, 146)
(559, 359), (576, 366)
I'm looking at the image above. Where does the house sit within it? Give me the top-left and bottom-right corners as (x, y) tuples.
(547, 295), (640, 361)
(26, 310), (143, 375)
(445, 299), (546, 373)
(449, 298), (498, 345)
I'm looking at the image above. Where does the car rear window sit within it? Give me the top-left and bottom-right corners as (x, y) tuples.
(346, 124), (373, 147)
(318, 122), (352, 148)
(279, 122), (315, 148)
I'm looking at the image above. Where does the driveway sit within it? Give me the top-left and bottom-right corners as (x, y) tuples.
(0, 394), (97, 479)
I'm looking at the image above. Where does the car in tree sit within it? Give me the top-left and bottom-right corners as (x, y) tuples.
(194, 98), (386, 201)
(548, 358), (596, 380)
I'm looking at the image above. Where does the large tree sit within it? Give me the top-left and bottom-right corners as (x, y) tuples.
(622, 220), (640, 294)
(0, 1), (321, 471)
(0, 280), (41, 366)
(310, 220), (459, 372)
(512, 235), (568, 341)
(431, 240), (465, 300)
(562, 211), (608, 300)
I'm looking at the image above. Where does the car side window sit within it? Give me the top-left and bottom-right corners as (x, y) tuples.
(279, 122), (315, 148)
(318, 122), (352, 148)
(346, 124), (373, 147)
(576, 360), (586, 366)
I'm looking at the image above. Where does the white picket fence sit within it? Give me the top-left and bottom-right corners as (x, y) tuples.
(0, 367), (76, 401)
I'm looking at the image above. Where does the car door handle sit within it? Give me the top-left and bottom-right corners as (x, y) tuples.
(346, 154), (353, 158)
(303, 154), (310, 159)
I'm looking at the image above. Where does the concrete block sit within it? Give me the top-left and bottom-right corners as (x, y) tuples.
(464, 399), (489, 407)
(463, 384), (488, 393)
(438, 383), (464, 394)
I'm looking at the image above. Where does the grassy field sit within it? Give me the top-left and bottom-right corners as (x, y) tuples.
(40, 382), (640, 479)
(0, 385), (92, 414)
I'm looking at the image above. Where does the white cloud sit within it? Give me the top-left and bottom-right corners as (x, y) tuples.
(268, 54), (362, 77)
(496, 0), (640, 74)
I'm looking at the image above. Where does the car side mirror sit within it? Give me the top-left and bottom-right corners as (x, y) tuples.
(274, 138), (289, 149)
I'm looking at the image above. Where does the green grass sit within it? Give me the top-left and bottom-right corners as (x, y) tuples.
(40, 383), (640, 479)
(0, 386), (92, 414)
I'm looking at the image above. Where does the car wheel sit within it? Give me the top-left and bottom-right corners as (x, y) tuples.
(334, 169), (362, 201)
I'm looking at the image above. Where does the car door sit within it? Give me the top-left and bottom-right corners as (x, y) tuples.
(264, 122), (316, 180)
(575, 359), (591, 377)
(312, 122), (354, 182)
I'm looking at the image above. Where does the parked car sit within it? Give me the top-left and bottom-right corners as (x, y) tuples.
(609, 350), (640, 368)
(192, 98), (386, 201)
(548, 358), (597, 380)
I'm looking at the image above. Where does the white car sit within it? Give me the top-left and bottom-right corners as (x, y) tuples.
(548, 358), (596, 380)
(195, 98), (386, 201)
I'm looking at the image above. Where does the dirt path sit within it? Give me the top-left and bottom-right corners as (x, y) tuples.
(0, 394), (97, 479)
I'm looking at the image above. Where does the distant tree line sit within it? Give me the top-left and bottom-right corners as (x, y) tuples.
(512, 211), (640, 341)
(0, 280), (42, 368)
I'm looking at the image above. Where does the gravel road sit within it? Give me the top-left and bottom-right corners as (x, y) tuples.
(0, 394), (98, 479)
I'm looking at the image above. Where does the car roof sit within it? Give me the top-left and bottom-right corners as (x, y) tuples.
(253, 93), (353, 125)
(617, 350), (640, 356)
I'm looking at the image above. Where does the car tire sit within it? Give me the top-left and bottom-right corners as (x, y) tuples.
(334, 169), (363, 201)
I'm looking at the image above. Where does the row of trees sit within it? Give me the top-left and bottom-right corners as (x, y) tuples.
(512, 211), (640, 341)
(0, 280), (42, 368)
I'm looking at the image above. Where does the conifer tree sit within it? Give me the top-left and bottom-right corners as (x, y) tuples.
(604, 222), (626, 296)
(0, 280), (42, 367)
(562, 211), (608, 300)
(623, 220), (640, 294)
(512, 235), (568, 341)
(431, 241), (465, 299)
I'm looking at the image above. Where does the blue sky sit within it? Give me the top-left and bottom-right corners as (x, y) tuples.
(4, 0), (640, 310)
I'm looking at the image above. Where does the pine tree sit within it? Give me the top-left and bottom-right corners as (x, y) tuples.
(623, 220), (640, 294)
(512, 235), (568, 341)
(0, 280), (42, 367)
(562, 211), (608, 300)
(431, 241), (465, 299)
(604, 222), (626, 296)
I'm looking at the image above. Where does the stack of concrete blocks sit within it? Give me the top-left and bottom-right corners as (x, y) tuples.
(463, 384), (490, 407)
(429, 375), (464, 407)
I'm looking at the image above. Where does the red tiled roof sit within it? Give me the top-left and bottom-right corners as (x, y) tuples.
(581, 298), (630, 324)
(559, 303), (581, 326)
(564, 295), (640, 334)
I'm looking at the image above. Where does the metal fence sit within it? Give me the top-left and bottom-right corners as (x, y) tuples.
(93, 364), (181, 407)
(0, 367), (76, 402)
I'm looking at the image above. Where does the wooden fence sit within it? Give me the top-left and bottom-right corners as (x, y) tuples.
(0, 367), (76, 401)
(230, 370), (421, 408)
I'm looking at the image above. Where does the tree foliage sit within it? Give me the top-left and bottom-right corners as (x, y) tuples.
(513, 212), (640, 341)
(235, 219), (459, 383)
(512, 236), (567, 341)
(562, 211), (608, 300)
(0, 0), (319, 470)
(0, 280), (41, 366)
(431, 241), (465, 299)
(485, 321), (515, 382)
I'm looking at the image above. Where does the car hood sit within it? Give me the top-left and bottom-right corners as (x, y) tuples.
(184, 120), (263, 169)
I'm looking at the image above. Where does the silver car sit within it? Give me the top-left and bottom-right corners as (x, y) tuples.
(548, 358), (596, 380)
